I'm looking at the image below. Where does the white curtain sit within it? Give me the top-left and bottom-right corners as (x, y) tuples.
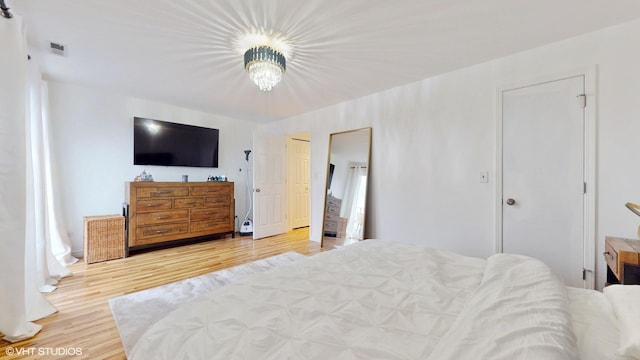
(0, 15), (76, 343)
(342, 164), (367, 240)
(0, 14), (40, 343)
(26, 63), (77, 280)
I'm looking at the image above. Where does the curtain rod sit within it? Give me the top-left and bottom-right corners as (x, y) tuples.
(0, 0), (13, 19)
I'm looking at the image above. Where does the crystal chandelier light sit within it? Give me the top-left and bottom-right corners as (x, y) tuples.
(244, 46), (286, 91)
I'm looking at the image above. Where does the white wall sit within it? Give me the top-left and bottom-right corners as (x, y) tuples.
(266, 19), (640, 289)
(47, 81), (258, 256)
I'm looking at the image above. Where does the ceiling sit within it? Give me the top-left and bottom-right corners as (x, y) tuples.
(12, 0), (640, 123)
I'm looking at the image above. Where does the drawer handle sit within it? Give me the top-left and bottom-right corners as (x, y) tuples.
(156, 215), (172, 220)
(146, 203), (164, 207)
(603, 251), (614, 260)
(205, 189), (217, 193)
(153, 190), (172, 195)
(182, 201), (197, 204)
(154, 229), (171, 234)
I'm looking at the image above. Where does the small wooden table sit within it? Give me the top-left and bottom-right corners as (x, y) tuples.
(604, 236), (640, 285)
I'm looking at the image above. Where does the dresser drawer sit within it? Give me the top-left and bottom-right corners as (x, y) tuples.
(191, 208), (230, 221)
(327, 197), (341, 207)
(326, 205), (340, 216)
(204, 194), (231, 207)
(136, 210), (189, 226)
(136, 198), (173, 212)
(191, 185), (232, 196)
(175, 197), (204, 209)
(324, 219), (338, 231)
(325, 212), (339, 222)
(604, 241), (619, 279)
(190, 220), (231, 233)
(135, 223), (188, 241)
(137, 186), (189, 198)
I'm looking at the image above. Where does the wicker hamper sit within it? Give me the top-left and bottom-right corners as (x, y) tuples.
(83, 214), (125, 264)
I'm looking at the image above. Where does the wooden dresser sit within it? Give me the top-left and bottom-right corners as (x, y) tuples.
(604, 236), (640, 285)
(125, 181), (234, 252)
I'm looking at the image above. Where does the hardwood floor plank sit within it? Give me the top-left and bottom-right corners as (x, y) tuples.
(0, 228), (320, 359)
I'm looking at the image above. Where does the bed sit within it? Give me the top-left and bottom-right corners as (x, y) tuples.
(129, 240), (639, 359)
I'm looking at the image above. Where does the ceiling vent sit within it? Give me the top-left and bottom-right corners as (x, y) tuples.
(50, 42), (66, 56)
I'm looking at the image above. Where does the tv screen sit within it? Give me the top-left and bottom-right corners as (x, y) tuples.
(133, 117), (219, 168)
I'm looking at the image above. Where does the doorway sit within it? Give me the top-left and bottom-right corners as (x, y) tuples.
(497, 71), (596, 288)
(252, 131), (312, 240)
(287, 134), (311, 230)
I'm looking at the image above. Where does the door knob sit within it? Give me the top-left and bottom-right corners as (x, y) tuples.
(505, 198), (516, 206)
(255, 188), (261, 192)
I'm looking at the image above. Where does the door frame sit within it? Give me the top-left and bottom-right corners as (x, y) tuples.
(494, 66), (597, 289)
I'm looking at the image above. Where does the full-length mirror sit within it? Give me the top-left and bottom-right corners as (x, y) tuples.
(322, 127), (372, 249)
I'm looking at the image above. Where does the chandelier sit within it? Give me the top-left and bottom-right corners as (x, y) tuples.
(244, 46), (286, 91)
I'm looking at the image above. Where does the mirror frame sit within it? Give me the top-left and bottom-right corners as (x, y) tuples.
(321, 127), (372, 248)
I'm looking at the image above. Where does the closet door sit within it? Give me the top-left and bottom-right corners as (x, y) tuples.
(501, 76), (585, 288)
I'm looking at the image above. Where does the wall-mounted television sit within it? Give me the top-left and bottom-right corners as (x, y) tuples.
(133, 117), (219, 168)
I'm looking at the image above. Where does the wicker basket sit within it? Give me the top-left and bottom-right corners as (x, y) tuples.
(83, 214), (125, 264)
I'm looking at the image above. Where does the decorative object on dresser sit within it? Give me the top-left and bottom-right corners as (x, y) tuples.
(83, 214), (125, 264)
(604, 236), (640, 285)
(125, 181), (234, 253)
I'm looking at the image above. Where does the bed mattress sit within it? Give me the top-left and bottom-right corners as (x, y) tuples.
(567, 287), (632, 360)
(130, 240), (579, 359)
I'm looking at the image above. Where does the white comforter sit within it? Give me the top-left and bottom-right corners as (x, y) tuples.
(130, 240), (578, 360)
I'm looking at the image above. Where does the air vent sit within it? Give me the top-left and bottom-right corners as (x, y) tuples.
(50, 42), (66, 56)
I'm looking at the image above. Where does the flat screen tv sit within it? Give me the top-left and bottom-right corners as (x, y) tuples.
(133, 117), (219, 167)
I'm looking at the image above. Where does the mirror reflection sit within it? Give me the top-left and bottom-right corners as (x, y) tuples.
(322, 127), (372, 249)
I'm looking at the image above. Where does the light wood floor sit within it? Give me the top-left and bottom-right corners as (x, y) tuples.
(322, 236), (360, 249)
(0, 228), (320, 359)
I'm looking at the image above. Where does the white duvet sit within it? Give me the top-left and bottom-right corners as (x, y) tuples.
(130, 240), (578, 360)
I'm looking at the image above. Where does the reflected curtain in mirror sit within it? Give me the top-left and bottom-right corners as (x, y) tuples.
(322, 128), (372, 249)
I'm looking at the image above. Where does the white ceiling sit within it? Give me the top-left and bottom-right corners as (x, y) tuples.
(12, 0), (640, 123)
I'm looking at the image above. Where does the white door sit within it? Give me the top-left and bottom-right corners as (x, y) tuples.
(288, 137), (310, 229)
(502, 76), (585, 288)
(253, 131), (287, 239)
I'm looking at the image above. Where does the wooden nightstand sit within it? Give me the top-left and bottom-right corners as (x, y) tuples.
(604, 236), (640, 285)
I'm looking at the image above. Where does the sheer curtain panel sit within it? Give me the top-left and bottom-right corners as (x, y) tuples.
(343, 164), (367, 240)
(26, 64), (77, 293)
(0, 15), (42, 342)
(0, 15), (76, 343)
(24, 63), (77, 323)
